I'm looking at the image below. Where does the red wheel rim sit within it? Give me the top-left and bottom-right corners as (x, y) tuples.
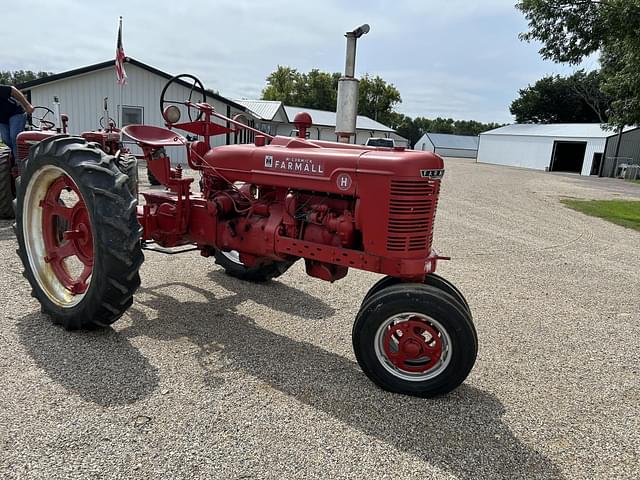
(40, 175), (93, 294)
(383, 318), (443, 373)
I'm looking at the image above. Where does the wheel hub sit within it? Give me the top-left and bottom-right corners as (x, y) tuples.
(39, 174), (93, 295)
(66, 208), (93, 264)
(401, 338), (422, 357)
(383, 318), (443, 373)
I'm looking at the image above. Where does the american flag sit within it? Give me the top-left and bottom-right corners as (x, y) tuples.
(115, 17), (127, 85)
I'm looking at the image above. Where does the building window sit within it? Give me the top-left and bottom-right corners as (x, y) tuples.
(121, 105), (143, 126)
(258, 123), (273, 135)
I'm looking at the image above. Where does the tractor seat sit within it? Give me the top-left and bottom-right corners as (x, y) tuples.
(121, 124), (186, 147)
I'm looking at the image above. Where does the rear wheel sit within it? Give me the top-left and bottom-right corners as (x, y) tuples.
(214, 249), (294, 282)
(15, 136), (143, 329)
(0, 147), (15, 219)
(116, 153), (138, 195)
(147, 147), (165, 186)
(353, 283), (477, 397)
(147, 167), (160, 186)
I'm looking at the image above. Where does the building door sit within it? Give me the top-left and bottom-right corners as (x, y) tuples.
(590, 153), (603, 175)
(550, 141), (587, 173)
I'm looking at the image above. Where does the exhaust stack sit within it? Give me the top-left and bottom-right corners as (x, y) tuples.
(52, 96), (62, 132)
(336, 24), (369, 143)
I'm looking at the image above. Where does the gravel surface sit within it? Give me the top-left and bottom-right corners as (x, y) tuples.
(1, 159), (638, 479)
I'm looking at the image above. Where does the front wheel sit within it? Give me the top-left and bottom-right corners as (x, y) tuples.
(353, 283), (477, 397)
(15, 136), (144, 329)
(361, 273), (472, 318)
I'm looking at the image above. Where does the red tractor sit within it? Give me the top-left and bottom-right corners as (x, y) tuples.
(0, 106), (62, 218)
(1, 98), (135, 218)
(14, 75), (477, 397)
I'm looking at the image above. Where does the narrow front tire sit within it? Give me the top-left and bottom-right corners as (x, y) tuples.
(353, 283), (477, 397)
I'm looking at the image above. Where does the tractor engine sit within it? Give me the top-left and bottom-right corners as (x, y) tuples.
(204, 180), (357, 281)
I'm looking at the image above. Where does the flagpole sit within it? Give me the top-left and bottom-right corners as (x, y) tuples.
(118, 16), (123, 128)
(119, 82), (123, 128)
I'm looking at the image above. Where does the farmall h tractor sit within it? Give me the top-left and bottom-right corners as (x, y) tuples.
(0, 106), (63, 218)
(1, 98), (135, 218)
(14, 75), (477, 397)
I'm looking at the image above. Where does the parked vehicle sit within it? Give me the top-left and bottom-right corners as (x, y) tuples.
(365, 137), (395, 148)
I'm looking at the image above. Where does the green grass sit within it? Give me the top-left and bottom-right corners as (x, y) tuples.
(561, 199), (640, 231)
(629, 179), (640, 185)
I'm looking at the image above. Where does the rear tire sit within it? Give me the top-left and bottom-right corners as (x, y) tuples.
(147, 167), (160, 186)
(0, 147), (15, 219)
(116, 153), (138, 195)
(353, 283), (477, 397)
(15, 136), (143, 329)
(214, 250), (294, 282)
(147, 147), (164, 186)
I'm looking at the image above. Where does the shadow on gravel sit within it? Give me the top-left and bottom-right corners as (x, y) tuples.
(16, 313), (159, 406)
(208, 270), (336, 319)
(0, 221), (16, 241)
(124, 279), (563, 480)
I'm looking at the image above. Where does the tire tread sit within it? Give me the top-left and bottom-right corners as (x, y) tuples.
(15, 135), (143, 329)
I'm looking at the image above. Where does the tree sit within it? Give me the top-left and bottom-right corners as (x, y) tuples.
(297, 70), (341, 111)
(261, 66), (502, 147)
(387, 114), (503, 147)
(389, 113), (422, 146)
(261, 67), (401, 125)
(517, 0), (640, 126)
(510, 70), (610, 123)
(357, 75), (402, 126)
(0, 70), (53, 86)
(262, 65), (299, 106)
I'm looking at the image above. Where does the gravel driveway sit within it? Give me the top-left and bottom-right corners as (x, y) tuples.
(1, 158), (638, 479)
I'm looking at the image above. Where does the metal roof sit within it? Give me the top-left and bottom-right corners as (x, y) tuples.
(481, 123), (631, 139)
(232, 98), (399, 133)
(418, 133), (479, 150)
(234, 99), (285, 121)
(17, 57), (248, 112)
(284, 105), (395, 132)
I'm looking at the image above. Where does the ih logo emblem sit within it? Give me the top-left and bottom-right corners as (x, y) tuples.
(420, 169), (445, 179)
(264, 155), (273, 168)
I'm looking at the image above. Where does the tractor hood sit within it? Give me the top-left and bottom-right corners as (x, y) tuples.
(201, 136), (444, 196)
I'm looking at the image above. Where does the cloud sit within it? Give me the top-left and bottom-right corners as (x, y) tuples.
(1, 0), (594, 124)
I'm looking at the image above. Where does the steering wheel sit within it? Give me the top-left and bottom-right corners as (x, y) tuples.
(99, 116), (117, 129)
(160, 74), (207, 122)
(30, 106), (56, 130)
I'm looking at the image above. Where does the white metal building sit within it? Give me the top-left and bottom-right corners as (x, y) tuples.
(414, 132), (479, 158)
(18, 57), (252, 163)
(477, 123), (629, 176)
(235, 99), (409, 146)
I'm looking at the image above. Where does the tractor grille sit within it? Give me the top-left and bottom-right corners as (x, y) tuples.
(17, 143), (30, 162)
(387, 179), (439, 252)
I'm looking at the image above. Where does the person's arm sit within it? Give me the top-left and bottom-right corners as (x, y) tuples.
(10, 86), (34, 114)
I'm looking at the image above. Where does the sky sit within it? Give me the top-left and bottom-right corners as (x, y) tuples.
(1, 0), (599, 124)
